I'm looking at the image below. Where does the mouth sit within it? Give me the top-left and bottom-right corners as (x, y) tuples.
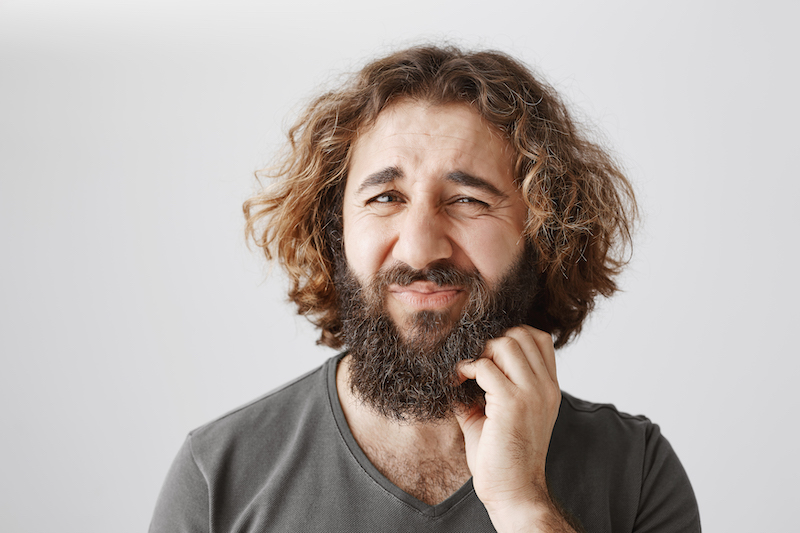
(387, 281), (465, 311)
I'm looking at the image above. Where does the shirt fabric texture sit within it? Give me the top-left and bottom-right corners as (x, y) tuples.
(150, 353), (700, 532)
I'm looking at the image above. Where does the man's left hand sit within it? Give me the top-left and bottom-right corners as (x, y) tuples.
(456, 325), (574, 532)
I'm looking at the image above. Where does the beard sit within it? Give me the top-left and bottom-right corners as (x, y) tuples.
(335, 247), (537, 422)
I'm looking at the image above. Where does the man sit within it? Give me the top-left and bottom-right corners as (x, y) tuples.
(151, 45), (700, 532)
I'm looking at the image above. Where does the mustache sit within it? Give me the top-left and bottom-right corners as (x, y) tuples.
(375, 261), (483, 288)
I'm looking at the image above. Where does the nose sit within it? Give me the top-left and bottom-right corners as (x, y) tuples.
(391, 205), (453, 270)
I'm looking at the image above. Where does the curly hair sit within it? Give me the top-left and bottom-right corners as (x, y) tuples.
(244, 44), (636, 349)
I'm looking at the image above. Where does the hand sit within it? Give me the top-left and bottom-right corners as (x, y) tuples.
(456, 326), (572, 532)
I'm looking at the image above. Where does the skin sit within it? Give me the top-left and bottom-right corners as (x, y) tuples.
(339, 99), (575, 532)
(343, 99), (527, 328)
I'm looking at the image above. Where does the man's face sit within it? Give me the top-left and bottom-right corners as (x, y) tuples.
(337, 100), (534, 421)
(343, 99), (528, 333)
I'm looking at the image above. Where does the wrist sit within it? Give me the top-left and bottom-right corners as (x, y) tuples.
(483, 493), (578, 533)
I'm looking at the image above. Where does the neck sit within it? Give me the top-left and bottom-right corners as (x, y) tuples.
(335, 354), (471, 504)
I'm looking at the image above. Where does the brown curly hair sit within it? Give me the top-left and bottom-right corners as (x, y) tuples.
(244, 44), (637, 349)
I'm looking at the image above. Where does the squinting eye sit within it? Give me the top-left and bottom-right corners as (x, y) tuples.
(454, 197), (489, 207)
(368, 192), (401, 204)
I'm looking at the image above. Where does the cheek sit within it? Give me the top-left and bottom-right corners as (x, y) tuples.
(342, 214), (393, 278)
(458, 226), (525, 279)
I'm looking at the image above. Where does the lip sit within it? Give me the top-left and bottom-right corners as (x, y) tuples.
(387, 281), (464, 310)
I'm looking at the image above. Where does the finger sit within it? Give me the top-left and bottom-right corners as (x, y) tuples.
(457, 357), (515, 398)
(454, 401), (484, 431)
(508, 325), (558, 385)
(478, 335), (537, 387)
(453, 402), (485, 465)
(528, 326), (558, 385)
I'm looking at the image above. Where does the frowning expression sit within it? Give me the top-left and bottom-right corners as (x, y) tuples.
(342, 100), (527, 330)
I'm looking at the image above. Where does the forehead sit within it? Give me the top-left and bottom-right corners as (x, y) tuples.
(346, 100), (515, 189)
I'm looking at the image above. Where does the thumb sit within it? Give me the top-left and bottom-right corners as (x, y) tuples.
(455, 402), (485, 438)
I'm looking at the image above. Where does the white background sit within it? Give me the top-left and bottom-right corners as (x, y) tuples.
(1, 1), (798, 531)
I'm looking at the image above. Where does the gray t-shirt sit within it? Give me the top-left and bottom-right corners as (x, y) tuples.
(150, 354), (700, 532)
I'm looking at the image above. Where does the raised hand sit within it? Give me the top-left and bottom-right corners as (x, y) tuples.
(456, 326), (576, 533)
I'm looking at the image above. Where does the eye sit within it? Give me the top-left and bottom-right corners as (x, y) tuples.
(367, 191), (404, 205)
(452, 196), (489, 208)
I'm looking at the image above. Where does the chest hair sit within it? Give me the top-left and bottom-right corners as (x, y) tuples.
(362, 442), (472, 506)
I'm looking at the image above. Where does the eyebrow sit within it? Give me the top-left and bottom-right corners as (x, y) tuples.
(356, 166), (404, 194)
(355, 166), (507, 198)
(445, 171), (505, 198)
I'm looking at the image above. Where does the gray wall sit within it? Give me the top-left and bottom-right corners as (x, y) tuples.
(1, 1), (797, 531)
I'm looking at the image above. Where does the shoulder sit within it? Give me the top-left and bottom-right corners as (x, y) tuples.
(549, 392), (700, 532)
(186, 356), (337, 466)
(151, 355), (346, 532)
(551, 391), (667, 471)
(556, 391), (656, 440)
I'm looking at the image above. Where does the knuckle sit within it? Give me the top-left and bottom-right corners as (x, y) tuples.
(506, 325), (528, 336)
(473, 357), (494, 371)
(546, 386), (562, 405)
(497, 337), (518, 351)
(530, 328), (553, 344)
(487, 336), (517, 353)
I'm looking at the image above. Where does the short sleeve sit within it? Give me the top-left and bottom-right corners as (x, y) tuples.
(150, 435), (210, 533)
(634, 424), (701, 532)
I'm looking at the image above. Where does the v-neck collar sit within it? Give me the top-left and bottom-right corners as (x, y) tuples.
(325, 353), (478, 517)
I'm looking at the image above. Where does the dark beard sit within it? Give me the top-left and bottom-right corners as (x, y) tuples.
(335, 248), (537, 422)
